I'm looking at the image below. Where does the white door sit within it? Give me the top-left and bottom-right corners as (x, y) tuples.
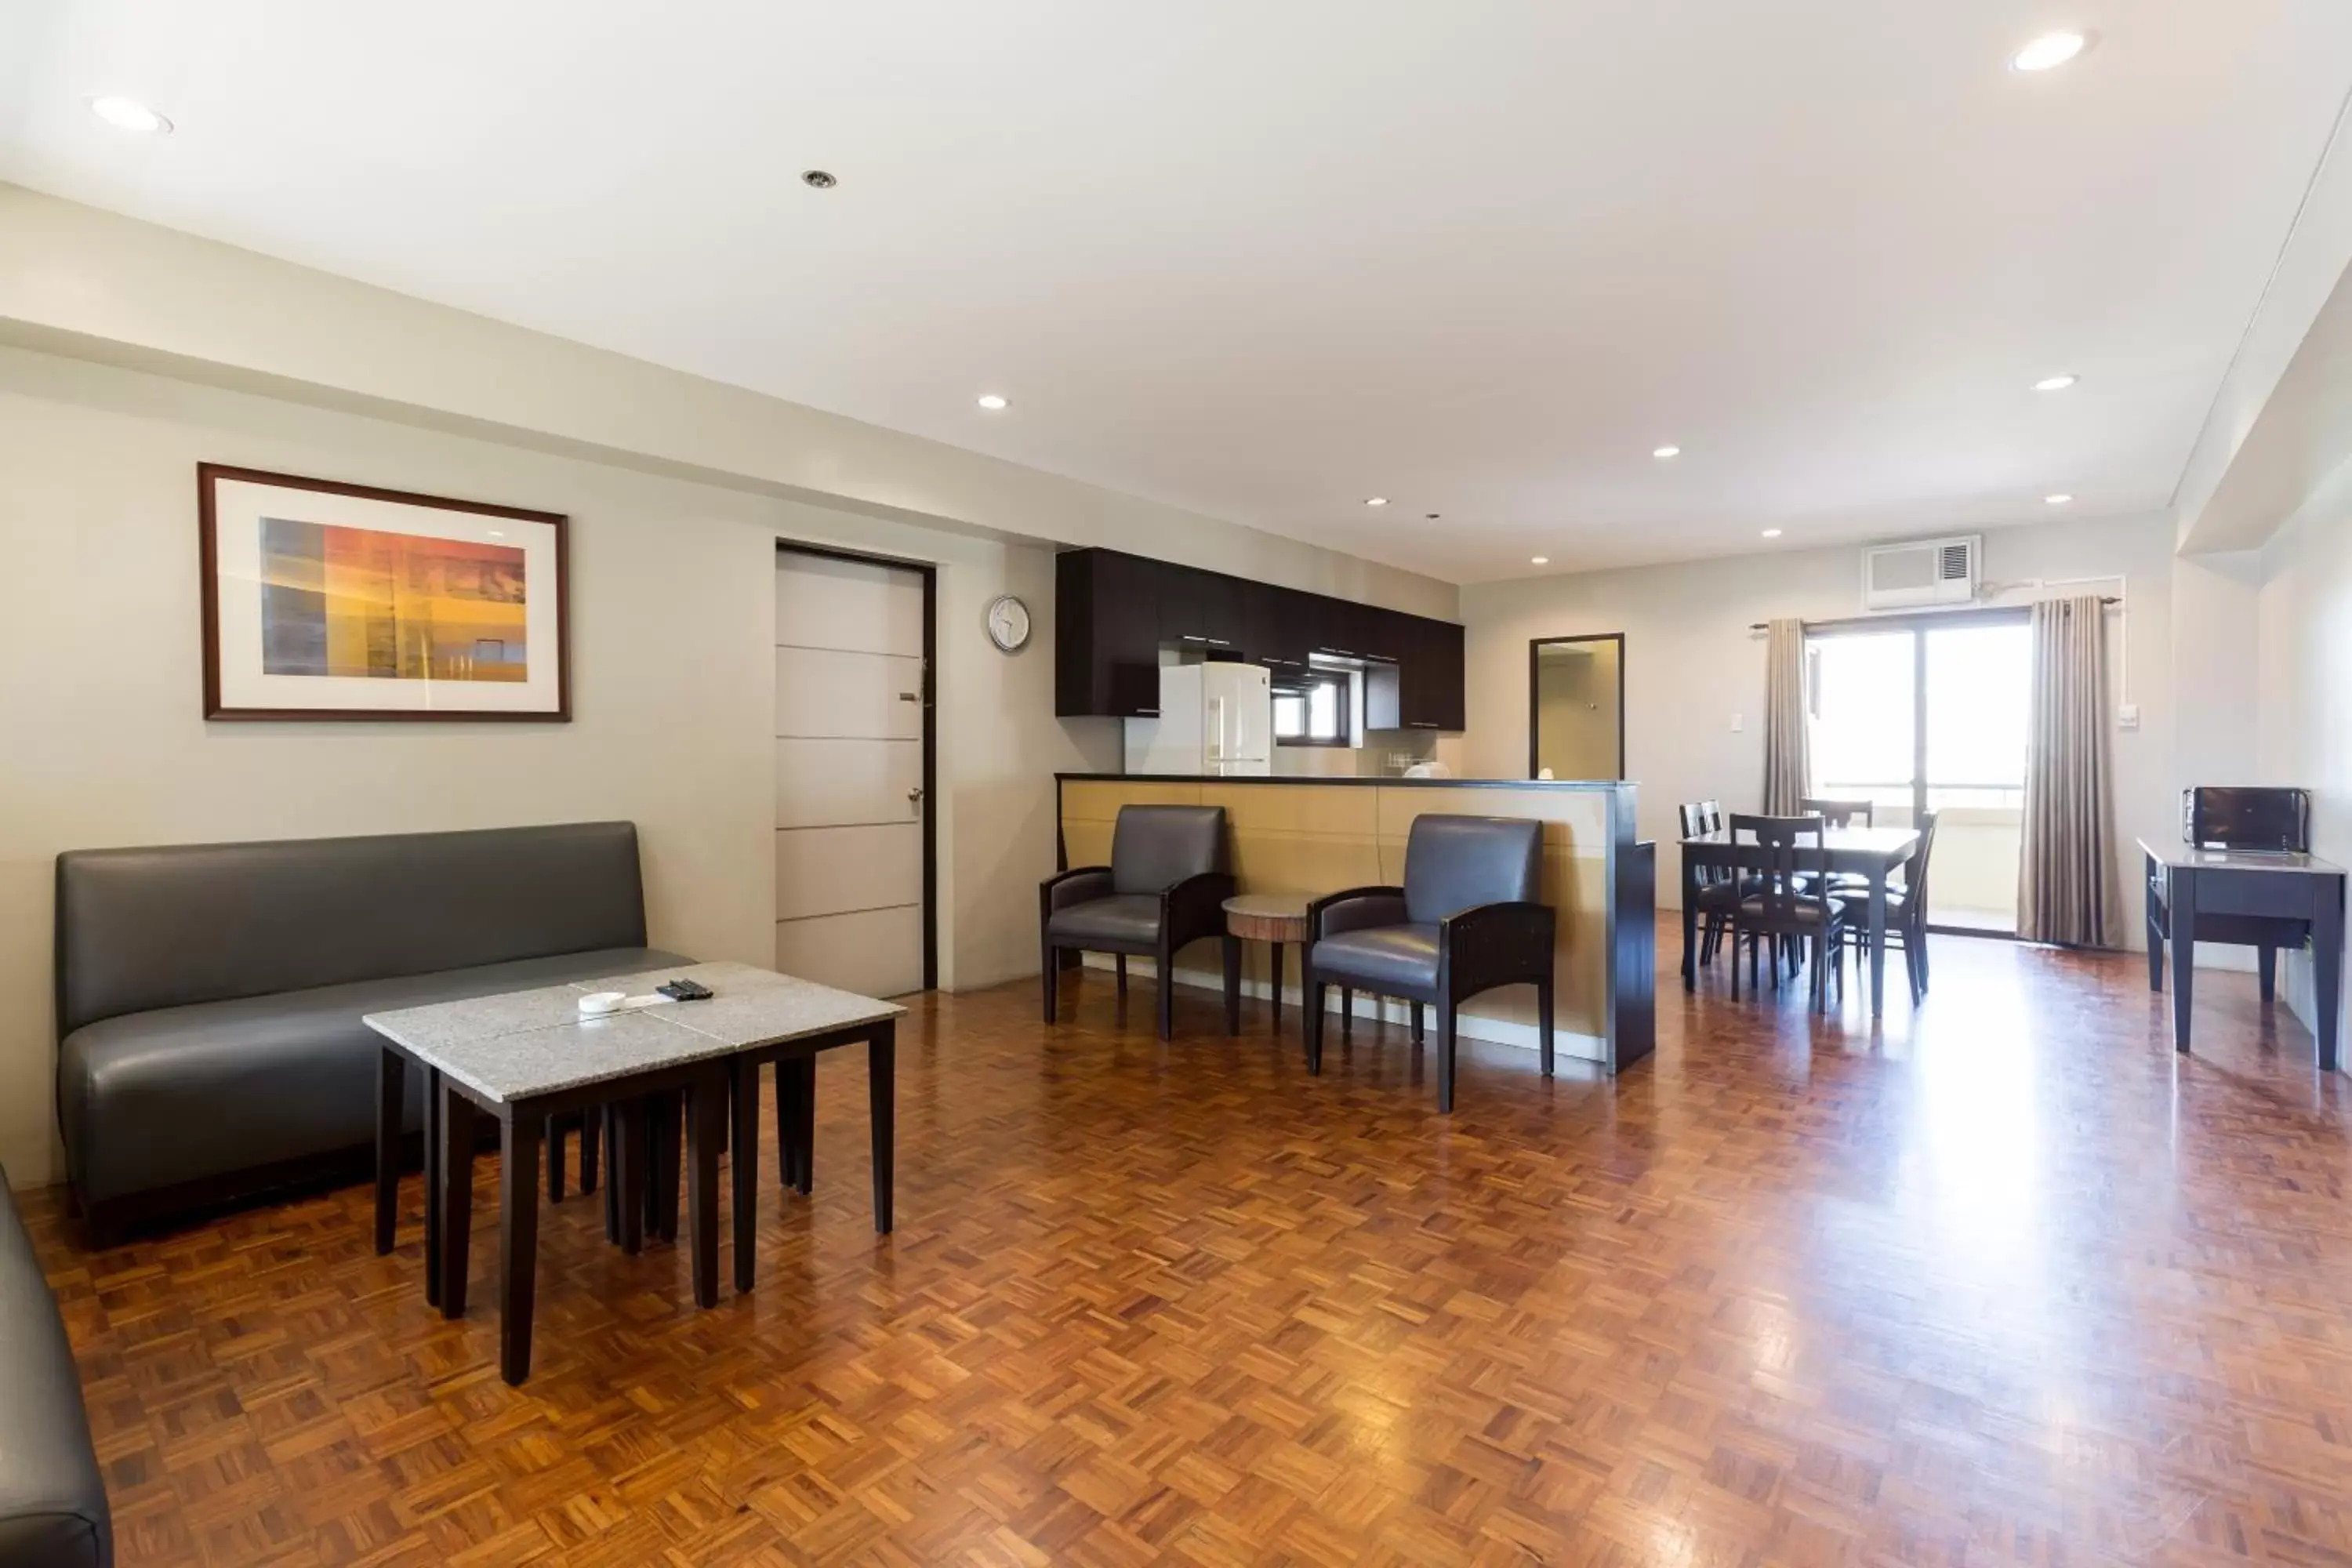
(775, 548), (927, 996)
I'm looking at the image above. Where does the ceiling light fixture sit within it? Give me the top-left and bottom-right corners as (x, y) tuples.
(1761, 529), (1784, 539)
(975, 394), (1008, 410)
(1364, 497), (1388, 507)
(2011, 31), (2088, 71)
(1653, 445), (1682, 459)
(801, 169), (837, 189)
(88, 95), (170, 133)
(2045, 493), (2074, 505)
(1530, 557), (1550, 566)
(2034, 374), (2079, 392)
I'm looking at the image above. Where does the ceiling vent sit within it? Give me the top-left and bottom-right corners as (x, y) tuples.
(1862, 535), (1980, 611)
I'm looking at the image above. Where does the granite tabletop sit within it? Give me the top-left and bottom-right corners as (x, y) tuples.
(2137, 838), (2347, 875)
(363, 960), (904, 1105)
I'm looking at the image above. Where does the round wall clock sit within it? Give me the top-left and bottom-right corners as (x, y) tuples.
(985, 594), (1033, 652)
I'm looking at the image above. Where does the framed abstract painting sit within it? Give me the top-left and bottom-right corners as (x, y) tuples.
(198, 464), (570, 721)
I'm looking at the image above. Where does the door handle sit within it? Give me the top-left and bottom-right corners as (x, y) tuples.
(898, 691), (920, 702)
(907, 786), (925, 807)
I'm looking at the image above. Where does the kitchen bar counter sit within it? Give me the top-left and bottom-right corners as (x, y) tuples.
(1055, 773), (1654, 1073)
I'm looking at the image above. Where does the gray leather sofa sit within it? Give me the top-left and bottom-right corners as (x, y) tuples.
(0, 1165), (111, 1567)
(56, 822), (690, 1242)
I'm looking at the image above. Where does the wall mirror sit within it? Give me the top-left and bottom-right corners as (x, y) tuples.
(1529, 634), (1625, 780)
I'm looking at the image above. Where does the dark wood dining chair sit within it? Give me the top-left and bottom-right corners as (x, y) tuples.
(1728, 814), (1848, 1013)
(1801, 797), (1875, 827)
(1841, 808), (1939, 1004)
(1680, 800), (1741, 969)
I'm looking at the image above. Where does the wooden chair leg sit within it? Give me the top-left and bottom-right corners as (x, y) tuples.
(1156, 942), (1174, 1040)
(1305, 981), (1326, 1073)
(1041, 942), (1059, 1023)
(1437, 1002), (1457, 1113)
(579, 1110), (598, 1195)
(1116, 954), (1128, 1001)
(1340, 988), (1353, 1041)
(1411, 1004), (1425, 1047)
(1537, 979), (1555, 1077)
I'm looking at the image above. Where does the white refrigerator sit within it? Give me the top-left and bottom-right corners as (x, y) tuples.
(1125, 662), (1273, 776)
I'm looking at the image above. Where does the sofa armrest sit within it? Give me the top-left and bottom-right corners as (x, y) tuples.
(1163, 871), (1238, 952)
(1308, 887), (1408, 943)
(1040, 867), (1115, 921)
(1440, 900), (1555, 996)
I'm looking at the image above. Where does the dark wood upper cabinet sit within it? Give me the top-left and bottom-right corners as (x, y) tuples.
(1054, 547), (1464, 728)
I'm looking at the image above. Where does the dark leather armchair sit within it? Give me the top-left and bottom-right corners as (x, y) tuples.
(1040, 805), (1234, 1040)
(1305, 814), (1554, 1111)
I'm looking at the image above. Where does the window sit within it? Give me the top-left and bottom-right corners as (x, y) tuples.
(1274, 671), (1349, 746)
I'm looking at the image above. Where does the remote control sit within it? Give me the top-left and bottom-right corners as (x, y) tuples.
(656, 978), (714, 1002)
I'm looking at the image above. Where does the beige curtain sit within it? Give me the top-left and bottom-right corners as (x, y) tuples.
(2018, 595), (2118, 946)
(1762, 618), (1811, 814)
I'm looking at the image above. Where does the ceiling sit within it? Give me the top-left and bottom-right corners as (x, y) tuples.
(4, 1), (2350, 583)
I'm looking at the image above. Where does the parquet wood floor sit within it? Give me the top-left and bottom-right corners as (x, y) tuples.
(23, 920), (2352, 1566)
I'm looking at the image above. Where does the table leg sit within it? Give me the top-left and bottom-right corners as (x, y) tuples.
(792, 1058), (815, 1196)
(2170, 869), (2198, 1054)
(652, 1092), (681, 1245)
(869, 1023), (896, 1235)
(730, 1058), (759, 1293)
(2145, 849), (2165, 993)
(601, 1105), (619, 1243)
(1681, 851), (1700, 989)
(546, 1116), (566, 1203)
(437, 1082), (474, 1319)
(2258, 943), (2278, 1004)
(1867, 871), (1889, 1018)
(1271, 942), (1284, 1033)
(499, 1114), (539, 1385)
(2314, 880), (2343, 1073)
(423, 1067), (444, 1308)
(375, 1047), (403, 1255)
(686, 1070), (722, 1308)
(612, 1098), (643, 1255)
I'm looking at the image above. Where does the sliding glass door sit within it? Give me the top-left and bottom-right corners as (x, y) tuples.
(1808, 612), (2031, 934)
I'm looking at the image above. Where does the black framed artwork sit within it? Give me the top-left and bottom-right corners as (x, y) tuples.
(198, 463), (570, 721)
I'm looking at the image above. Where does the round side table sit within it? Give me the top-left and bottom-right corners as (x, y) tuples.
(1221, 893), (1312, 1036)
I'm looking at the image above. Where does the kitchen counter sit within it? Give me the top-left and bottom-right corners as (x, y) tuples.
(1055, 774), (1653, 1073)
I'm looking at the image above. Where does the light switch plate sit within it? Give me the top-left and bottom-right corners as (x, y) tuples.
(2118, 704), (2140, 731)
(1730, 713), (1744, 732)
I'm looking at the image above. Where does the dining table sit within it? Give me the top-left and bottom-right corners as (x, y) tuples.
(1679, 825), (1923, 1018)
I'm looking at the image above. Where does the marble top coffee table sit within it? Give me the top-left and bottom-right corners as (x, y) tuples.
(364, 960), (903, 1385)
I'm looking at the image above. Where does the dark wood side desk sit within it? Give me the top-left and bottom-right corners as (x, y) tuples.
(2142, 839), (2346, 1069)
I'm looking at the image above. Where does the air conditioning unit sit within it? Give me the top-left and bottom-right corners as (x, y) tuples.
(1862, 535), (1980, 610)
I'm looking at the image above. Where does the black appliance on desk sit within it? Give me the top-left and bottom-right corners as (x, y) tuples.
(2182, 786), (2310, 852)
(2145, 786), (2344, 1070)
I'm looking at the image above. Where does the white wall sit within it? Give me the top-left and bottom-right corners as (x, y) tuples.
(0, 343), (1128, 1185)
(2256, 456), (2352, 1047)
(1458, 514), (2182, 946)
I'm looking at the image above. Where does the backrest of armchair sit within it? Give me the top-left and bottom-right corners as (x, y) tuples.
(1110, 805), (1229, 895)
(55, 822), (650, 1036)
(1403, 814), (1542, 924)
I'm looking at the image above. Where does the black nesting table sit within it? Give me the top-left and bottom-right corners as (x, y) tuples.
(364, 960), (901, 1384)
(2141, 839), (2346, 1069)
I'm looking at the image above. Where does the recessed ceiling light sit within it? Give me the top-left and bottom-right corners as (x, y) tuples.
(88, 95), (170, 133)
(2011, 31), (2088, 71)
(1530, 557), (1550, 566)
(976, 394), (1008, 410)
(2034, 374), (2079, 392)
(2045, 493), (2074, 505)
(801, 169), (837, 189)
(1364, 497), (1388, 507)
(1761, 529), (1784, 539)
(1653, 445), (1682, 459)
